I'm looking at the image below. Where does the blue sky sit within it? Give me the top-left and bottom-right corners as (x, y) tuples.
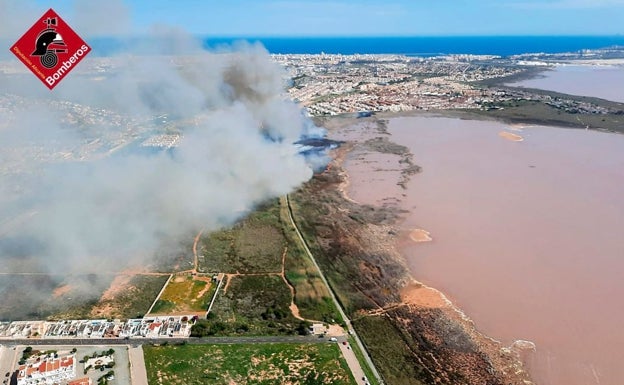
(35, 0), (624, 36)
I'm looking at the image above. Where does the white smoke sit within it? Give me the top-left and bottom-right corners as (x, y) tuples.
(0, 1), (321, 278)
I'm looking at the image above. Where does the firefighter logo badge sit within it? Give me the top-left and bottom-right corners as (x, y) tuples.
(10, 8), (91, 90)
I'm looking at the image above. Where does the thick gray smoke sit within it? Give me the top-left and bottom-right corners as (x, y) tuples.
(0, 1), (321, 281)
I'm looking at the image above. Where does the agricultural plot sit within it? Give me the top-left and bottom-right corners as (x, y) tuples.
(150, 274), (216, 314)
(143, 343), (356, 385)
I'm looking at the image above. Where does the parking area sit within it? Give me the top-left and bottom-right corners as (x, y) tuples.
(0, 344), (131, 385)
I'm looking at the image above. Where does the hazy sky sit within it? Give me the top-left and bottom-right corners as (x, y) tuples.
(32, 0), (624, 36)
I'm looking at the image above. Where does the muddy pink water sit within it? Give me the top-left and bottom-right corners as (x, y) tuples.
(507, 65), (624, 103)
(342, 117), (624, 385)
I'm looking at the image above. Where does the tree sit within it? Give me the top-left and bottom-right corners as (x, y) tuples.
(296, 320), (312, 336)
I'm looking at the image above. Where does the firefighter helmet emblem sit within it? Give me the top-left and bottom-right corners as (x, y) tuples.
(11, 8), (91, 89)
(30, 17), (67, 69)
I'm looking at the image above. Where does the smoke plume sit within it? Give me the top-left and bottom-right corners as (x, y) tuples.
(0, 2), (321, 283)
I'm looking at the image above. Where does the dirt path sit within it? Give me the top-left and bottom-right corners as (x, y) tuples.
(278, 247), (304, 321)
(192, 229), (204, 273)
(219, 247), (306, 322)
(193, 276), (213, 300)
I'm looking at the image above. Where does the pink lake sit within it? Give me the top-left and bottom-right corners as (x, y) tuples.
(342, 116), (624, 385)
(507, 65), (624, 103)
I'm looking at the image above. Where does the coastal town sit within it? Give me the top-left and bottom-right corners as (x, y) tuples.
(0, 48), (624, 180)
(2, 47), (623, 179)
(276, 53), (521, 114)
(1, 43), (624, 385)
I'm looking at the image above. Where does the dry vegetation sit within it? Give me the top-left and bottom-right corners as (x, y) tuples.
(88, 275), (170, 319)
(287, 117), (533, 385)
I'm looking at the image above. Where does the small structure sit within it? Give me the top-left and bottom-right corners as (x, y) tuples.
(309, 323), (327, 335)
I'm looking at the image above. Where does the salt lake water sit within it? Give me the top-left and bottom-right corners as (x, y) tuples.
(343, 116), (624, 385)
(507, 64), (624, 103)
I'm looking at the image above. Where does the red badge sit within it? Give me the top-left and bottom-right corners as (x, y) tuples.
(10, 8), (91, 90)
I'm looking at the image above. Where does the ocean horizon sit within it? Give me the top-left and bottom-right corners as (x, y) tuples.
(83, 35), (624, 57)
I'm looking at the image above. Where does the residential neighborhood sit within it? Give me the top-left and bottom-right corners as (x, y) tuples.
(0, 316), (195, 341)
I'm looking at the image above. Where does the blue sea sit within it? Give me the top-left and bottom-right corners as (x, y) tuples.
(89, 36), (624, 57)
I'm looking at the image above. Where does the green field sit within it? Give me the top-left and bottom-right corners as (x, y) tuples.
(279, 197), (341, 324)
(198, 201), (285, 274)
(143, 343), (356, 385)
(150, 274), (216, 314)
(353, 316), (428, 385)
(192, 275), (304, 336)
(196, 198), (341, 326)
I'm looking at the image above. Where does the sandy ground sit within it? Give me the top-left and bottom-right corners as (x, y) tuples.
(409, 229), (432, 243)
(400, 282), (449, 309)
(499, 131), (524, 142)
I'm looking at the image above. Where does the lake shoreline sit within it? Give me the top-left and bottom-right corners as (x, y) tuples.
(333, 109), (624, 385)
(321, 113), (535, 384)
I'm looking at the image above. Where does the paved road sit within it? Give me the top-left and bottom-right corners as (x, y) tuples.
(0, 345), (16, 380)
(0, 335), (331, 347)
(337, 338), (367, 385)
(128, 346), (148, 385)
(285, 195), (383, 384)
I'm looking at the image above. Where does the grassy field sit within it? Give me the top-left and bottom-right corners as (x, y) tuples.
(196, 198), (341, 327)
(150, 274), (216, 314)
(150, 243), (196, 273)
(287, 193), (376, 316)
(352, 316), (428, 385)
(198, 200), (285, 274)
(279, 197), (341, 324)
(143, 343), (356, 385)
(193, 275), (302, 336)
(290, 173), (433, 385)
